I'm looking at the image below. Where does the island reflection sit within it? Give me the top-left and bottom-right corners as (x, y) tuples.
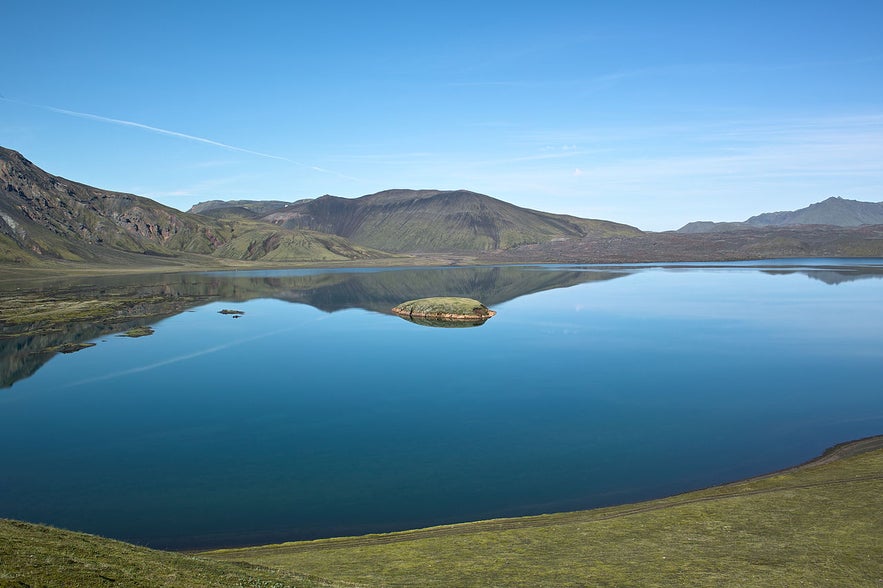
(0, 265), (627, 387)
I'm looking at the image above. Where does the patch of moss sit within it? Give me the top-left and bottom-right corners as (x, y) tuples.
(121, 326), (155, 338)
(46, 342), (97, 354)
(392, 297), (495, 321)
(0, 520), (334, 588)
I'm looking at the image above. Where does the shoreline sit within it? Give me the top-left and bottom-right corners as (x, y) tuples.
(198, 434), (883, 555)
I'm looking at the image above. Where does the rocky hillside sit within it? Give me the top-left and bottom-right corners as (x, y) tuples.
(198, 189), (642, 253)
(484, 224), (883, 263)
(0, 147), (385, 265)
(679, 197), (883, 233)
(189, 199), (295, 219)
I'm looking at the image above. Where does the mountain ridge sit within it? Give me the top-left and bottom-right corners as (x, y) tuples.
(3, 145), (881, 267)
(679, 196), (883, 233)
(195, 188), (642, 253)
(0, 147), (386, 265)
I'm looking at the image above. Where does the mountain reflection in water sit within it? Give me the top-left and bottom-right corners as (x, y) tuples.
(0, 260), (881, 550)
(0, 265), (627, 387)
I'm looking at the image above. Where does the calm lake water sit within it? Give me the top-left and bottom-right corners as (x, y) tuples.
(1, 260), (882, 550)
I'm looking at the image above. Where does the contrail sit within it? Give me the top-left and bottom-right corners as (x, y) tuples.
(47, 104), (291, 161)
(2, 95), (289, 162)
(2, 95), (368, 181)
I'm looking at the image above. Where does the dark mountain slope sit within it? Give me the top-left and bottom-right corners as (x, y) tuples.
(0, 147), (386, 265)
(485, 224), (883, 263)
(747, 196), (883, 227)
(679, 197), (883, 233)
(259, 189), (642, 252)
(190, 199), (293, 216)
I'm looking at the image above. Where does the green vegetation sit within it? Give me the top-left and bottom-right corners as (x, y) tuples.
(0, 291), (195, 335)
(0, 284), (207, 388)
(121, 326), (155, 338)
(0, 519), (337, 588)
(268, 190), (641, 253)
(392, 297), (495, 320)
(219, 309), (246, 315)
(0, 439), (880, 587)
(0, 146), (393, 266)
(46, 342), (97, 353)
(205, 438), (883, 587)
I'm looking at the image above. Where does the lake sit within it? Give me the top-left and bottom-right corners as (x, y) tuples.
(1, 260), (882, 550)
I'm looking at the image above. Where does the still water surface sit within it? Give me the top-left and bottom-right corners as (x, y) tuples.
(1, 261), (882, 549)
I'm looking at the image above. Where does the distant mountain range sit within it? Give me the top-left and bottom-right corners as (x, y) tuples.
(2, 145), (882, 267)
(190, 189), (640, 252)
(0, 146), (638, 266)
(678, 197), (883, 233)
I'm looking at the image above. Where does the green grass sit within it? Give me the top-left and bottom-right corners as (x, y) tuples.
(392, 297), (494, 319)
(2, 439), (880, 587)
(121, 326), (156, 338)
(205, 438), (883, 587)
(0, 519), (341, 588)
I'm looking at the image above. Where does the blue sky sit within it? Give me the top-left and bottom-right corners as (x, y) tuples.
(2, 1), (881, 230)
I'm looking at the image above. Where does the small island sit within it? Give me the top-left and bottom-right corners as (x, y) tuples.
(392, 297), (496, 323)
(120, 326), (155, 338)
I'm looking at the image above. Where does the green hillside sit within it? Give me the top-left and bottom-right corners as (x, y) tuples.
(0, 519), (337, 588)
(260, 189), (642, 252)
(0, 147), (388, 266)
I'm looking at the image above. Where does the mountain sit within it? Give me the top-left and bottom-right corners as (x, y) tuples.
(188, 199), (305, 221)
(484, 224), (883, 264)
(678, 197), (883, 233)
(0, 147), (386, 265)
(196, 189), (642, 253)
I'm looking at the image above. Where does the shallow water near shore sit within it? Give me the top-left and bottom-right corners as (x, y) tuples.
(1, 260), (882, 550)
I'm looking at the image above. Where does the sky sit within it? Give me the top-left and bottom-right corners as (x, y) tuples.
(2, 1), (882, 231)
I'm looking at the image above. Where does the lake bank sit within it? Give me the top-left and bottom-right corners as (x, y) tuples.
(2, 261), (882, 546)
(202, 434), (883, 552)
(2, 435), (880, 587)
(0, 251), (484, 285)
(198, 435), (883, 587)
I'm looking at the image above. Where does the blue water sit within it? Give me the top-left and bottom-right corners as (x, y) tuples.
(1, 261), (882, 549)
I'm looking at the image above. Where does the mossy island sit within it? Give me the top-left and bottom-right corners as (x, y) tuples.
(392, 297), (496, 327)
(120, 326), (155, 338)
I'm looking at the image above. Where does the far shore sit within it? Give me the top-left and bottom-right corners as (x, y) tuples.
(0, 253), (481, 285)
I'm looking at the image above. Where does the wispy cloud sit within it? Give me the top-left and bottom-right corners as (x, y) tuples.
(364, 112), (883, 230)
(15, 99), (293, 162)
(145, 174), (253, 200)
(2, 96), (369, 182)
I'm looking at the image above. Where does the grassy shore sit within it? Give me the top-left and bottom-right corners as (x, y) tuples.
(0, 519), (340, 588)
(2, 437), (881, 587)
(203, 437), (883, 587)
(0, 252), (479, 286)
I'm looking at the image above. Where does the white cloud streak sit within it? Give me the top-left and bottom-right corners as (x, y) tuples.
(2, 96), (369, 182)
(37, 102), (292, 161)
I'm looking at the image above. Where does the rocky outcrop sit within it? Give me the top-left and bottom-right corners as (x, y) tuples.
(392, 297), (496, 321)
(0, 146), (388, 264)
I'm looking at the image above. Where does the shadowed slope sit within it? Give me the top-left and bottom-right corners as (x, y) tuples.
(261, 189), (641, 252)
(0, 147), (388, 265)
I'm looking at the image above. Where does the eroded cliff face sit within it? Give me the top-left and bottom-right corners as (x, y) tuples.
(0, 148), (220, 257)
(0, 147), (387, 264)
